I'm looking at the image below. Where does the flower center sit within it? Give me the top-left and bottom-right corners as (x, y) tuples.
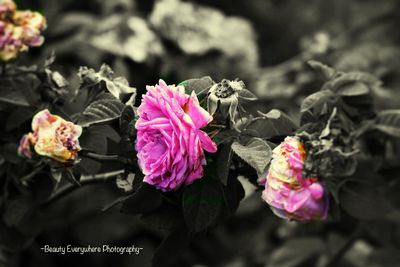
(214, 79), (236, 98)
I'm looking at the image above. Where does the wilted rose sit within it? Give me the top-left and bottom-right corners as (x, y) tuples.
(135, 79), (217, 191)
(18, 109), (82, 163)
(0, 0), (46, 61)
(261, 136), (328, 221)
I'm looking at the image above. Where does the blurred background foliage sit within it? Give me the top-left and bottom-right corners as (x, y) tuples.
(3, 0), (400, 266)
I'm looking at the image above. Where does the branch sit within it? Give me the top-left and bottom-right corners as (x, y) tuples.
(41, 169), (125, 207)
(80, 151), (135, 166)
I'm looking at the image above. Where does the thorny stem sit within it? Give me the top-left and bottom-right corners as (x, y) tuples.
(41, 169), (125, 207)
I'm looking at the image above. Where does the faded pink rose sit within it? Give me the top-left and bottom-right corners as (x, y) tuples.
(0, 0), (16, 16)
(18, 109), (82, 163)
(0, 0), (46, 61)
(261, 136), (328, 221)
(135, 79), (217, 191)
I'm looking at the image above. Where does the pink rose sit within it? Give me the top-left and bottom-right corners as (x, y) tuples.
(18, 109), (82, 163)
(261, 137), (328, 221)
(135, 79), (217, 191)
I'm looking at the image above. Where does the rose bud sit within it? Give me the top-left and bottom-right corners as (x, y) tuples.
(261, 136), (328, 221)
(135, 79), (217, 191)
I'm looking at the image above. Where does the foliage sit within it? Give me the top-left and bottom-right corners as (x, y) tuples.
(1, 0), (400, 267)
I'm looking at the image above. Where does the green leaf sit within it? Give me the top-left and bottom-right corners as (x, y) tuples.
(373, 110), (400, 138)
(340, 182), (399, 221)
(301, 90), (334, 113)
(119, 105), (137, 136)
(0, 84), (30, 107)
(329, 72), (379, 92)
(5, 107), (33, 131)
(180, 76), (215, 97)
(78, 129), (108, 173)
(337, 82), (370, 97)
(216, 143), (233, 185)
(121, 183), (163, 215)
(307, 60), (336, 79)
(78, 99), (125, 127)
(78, 64), (136, 101)
(246, 109), (297, 139)
(267, 238), (324, 267)
(231, 138), (272, 175)
(238, 89), (258, 101)
(221, 173), (245, 215)
(182, 176), (223, 232)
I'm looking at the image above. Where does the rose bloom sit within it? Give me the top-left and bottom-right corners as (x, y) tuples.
(0, 0), (16, 16)
(261, 136), (328, 221)
(0, 0), (46, 61)
(18, 109), (82, 163)
(135, 79), (217, 191)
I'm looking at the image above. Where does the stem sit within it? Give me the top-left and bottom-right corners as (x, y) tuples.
(80, 151), (134, 166)
(323, 227), (363, 267)
(20, 164), (46, 184)
(41, 169), (125, 207)
(0, 70), (40, 79)
(1, 62), (6, 76)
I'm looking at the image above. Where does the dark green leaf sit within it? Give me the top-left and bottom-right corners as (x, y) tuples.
(5, 107), (33, 131)
(0, 85), (30, 107)
(216, 143), (233, 185)
(78, 129), (108, 173)
(182, 177), (223, 232)
(180, 76), (215, 96)
(238, 89), (258, 101)
(231, 138), (272, 175)
(329, 72), (379, 92)
(301, 90), (334, 113)
(307, 60), (336, 79)
(119, 105), (137, 135)
(221, 174), (245, 215)
(78, 64), (136, 100)
(337, 82), (370, 97)
(340, 183), (399, 221)
(78, 99), (125, 127)
(246, 109), (297, 139)
(373, 110), (400, 138)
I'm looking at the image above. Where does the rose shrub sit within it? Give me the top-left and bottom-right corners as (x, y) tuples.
(135, 80), (217, 191)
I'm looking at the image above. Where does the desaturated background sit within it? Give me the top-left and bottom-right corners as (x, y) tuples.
(9, 0), (400, 266)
